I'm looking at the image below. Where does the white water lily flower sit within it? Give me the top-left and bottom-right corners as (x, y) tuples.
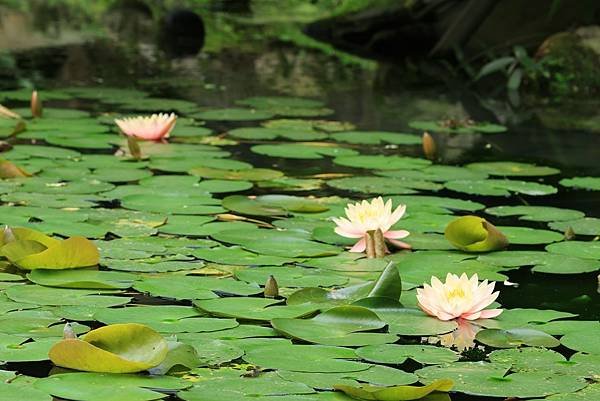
(115, 113), (177, 141)
(332, 197), (410, 253)
(417, 273), (503, 321)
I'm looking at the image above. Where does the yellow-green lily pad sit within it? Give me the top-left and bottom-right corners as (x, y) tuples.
(49, 323), (168, 373)
(444, 216), (509, 252)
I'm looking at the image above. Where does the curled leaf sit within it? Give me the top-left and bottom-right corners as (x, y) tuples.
(0, 227), (99, 270)
(49, 323), (168, 373)
(334, 378), (453, 400)
(0, 159), (31, 178)
(0, 103), (21, 119)
(444, 216), (508, 252)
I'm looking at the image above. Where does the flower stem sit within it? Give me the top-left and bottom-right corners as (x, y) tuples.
(366, 229), (387, 258)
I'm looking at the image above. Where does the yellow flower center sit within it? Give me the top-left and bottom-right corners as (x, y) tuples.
(355, 209), (380, 224)
(446, 287), (466, 299)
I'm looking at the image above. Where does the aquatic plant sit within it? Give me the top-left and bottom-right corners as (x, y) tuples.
(332, 197), (410, 257)
(416, 273), (502, 321)
(115, 113), (177, 141)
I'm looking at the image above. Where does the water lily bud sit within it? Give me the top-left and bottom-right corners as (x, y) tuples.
(31, 90), (43, 118)
(63, 323), (77, 339)
(422, 132), (436, 160)
(2, 226), (16, 244)
(564, 226), (575, 240)
(127, 136), (142, 160)
(264, 275), (279, 298)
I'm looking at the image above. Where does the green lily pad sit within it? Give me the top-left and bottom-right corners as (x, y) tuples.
(329, 131), (422, 145)
(190, 166), (284, 181)
(195, 297), (319, 322)
(227, 127), (328, 141)
(251, 143), (358, 159)
(243, 342), (369, 373)
(5, 285), (130, 307)
(333, 155), (431, 170)
(376, 166), (488, 182)
(546, 241), (600, 259)
(327, 176), (441, 194)
(235, 265), (348, 288)
(560, 176), (600, 191)
(475, 328), (560, 348)
(356, 344), (459, 365)
(486, 205), (585, 222)
(445, 179), (557, 196)
(549, 218), (600, 235)
(94, 305), (238, 333)
(272, 306), (397, 346)
(26, 269), (136, 289)
(179, 371), (315, 401)
(194, 108), (274, 121)
(133, 275), (261, 300)
(466, 161), (559, 177)
(409, 120), (507, 134)
(34, 372), (188, 401)
(417, 362), (586, 398)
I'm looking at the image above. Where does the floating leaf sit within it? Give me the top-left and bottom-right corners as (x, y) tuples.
(49, 323), (168, 373)
(445, 179), (557, 196)
(333, 155), (431, 170)
(272, 305), (396, 346)
(194, 108), (274, 121)
(466, 161), (559, 177)
(475, 328), (560, 348)
(251, 143), (358, 159)
(334, 379), (453, 401)
(34, 372), (188, 401)
(444, 216), (509, 252)
(330, 131), (421, 145)
(560, 176), (600, 191)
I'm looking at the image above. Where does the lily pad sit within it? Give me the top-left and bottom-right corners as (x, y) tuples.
(466, 162), (559, 177)
(49, 323), (168, 373)
(333, 379), (453, 401)
(251, 143), (358, 159)
(272, 306), (397, 346)
(34, 372), (188, 401)
(444, 216), (509, 252)
(560, 176), (600, 191)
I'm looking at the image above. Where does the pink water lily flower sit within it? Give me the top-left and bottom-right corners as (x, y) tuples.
(332, 197), (410, 253)
(417, 273), (503, 321)
(115, 113), (177, 141)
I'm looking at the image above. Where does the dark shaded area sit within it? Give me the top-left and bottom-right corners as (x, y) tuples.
(306, 0), (600, 60)
(159, 8), (206, 57)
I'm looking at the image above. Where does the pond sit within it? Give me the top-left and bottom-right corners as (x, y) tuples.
(0, 4), (599, 401)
